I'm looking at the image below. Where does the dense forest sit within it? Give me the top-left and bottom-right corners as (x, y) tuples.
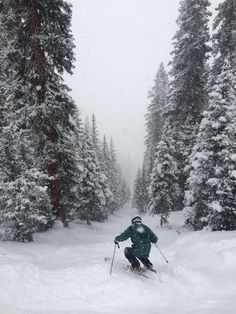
(0, 0), (235, 242)
(0, 1), (130, 242)
(133, 0), (236, 231)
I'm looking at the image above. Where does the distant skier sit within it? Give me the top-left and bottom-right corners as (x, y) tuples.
(114, 216), (158, 272)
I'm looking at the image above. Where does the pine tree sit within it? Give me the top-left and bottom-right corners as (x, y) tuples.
(60, 111), (85, 224)
(109, 138), (123, 211)
(0, 169), (52, 242)
(120, 176), (131, 207)
(91, 114), (100, 154)
(76, 127), (108, 224)
(144, 63), (169, 182)
(148, 127), (179, 226)
(84, 116), (92, 136)
(0, 0), (79, 233)
(184, 60), (236, 231)
(132, 168), (148, 214)
(0, 120), (53, 241)
(166, 0), (211, 210)
(0, 2), (56, 241)
(97, 136), (114, 212)
(101, 136), (110, 172)
(212, 0), (236, 79)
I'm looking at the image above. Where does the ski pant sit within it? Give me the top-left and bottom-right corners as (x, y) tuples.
(124, 247), (153, 269)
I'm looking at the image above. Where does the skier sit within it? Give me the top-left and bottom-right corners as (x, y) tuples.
(114, 216), (158, 272)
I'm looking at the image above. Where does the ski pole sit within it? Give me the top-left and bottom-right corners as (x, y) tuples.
(155, 244), (169, 263)
(110, 242), (120, 275)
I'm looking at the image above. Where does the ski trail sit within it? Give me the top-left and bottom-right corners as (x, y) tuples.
(0, 205), (235, 313)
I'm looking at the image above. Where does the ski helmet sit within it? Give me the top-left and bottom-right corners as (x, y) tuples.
(131, 216), (142, 224)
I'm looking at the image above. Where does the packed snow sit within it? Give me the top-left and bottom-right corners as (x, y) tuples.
(0, 205), (236, 314)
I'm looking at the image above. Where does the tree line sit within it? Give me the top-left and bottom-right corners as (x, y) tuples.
(0, 1), (130, 242)
(133, 0), (236, 231)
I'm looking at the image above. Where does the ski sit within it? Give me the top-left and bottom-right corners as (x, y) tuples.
(125, 265), (150, 278)
(105, 257), (149, 277)
(105, 257), (161, 280)
(136, 266), (163, 283)
(132, 271), (149, 278)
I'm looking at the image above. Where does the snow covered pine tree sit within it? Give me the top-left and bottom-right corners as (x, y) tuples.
(185, 0), (236, 231)
(144, 63), (169, 184)
(212, 0), (236, 79)
(164, 0), (211, 210)
(76, 126), (108, 224)
(184, 60), (236, 231)
(0, 0), (80, 240)
(148, 126), (179, 226)
(132, 168), (148, 214)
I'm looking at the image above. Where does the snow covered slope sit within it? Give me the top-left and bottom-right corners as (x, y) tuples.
(0, 205), (235, 314)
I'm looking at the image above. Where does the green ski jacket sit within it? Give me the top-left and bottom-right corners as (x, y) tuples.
(115, 223), (158, 257)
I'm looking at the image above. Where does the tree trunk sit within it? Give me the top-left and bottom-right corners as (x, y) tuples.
(28, 0), (64, 222)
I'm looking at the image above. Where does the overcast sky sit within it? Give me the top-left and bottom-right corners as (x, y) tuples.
(65, 0), (221, 185)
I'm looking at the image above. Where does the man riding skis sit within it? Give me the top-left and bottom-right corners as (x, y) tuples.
(114, 216), (158, 272)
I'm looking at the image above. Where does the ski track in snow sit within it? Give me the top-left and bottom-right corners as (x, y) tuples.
(0, 205), (236, 314)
